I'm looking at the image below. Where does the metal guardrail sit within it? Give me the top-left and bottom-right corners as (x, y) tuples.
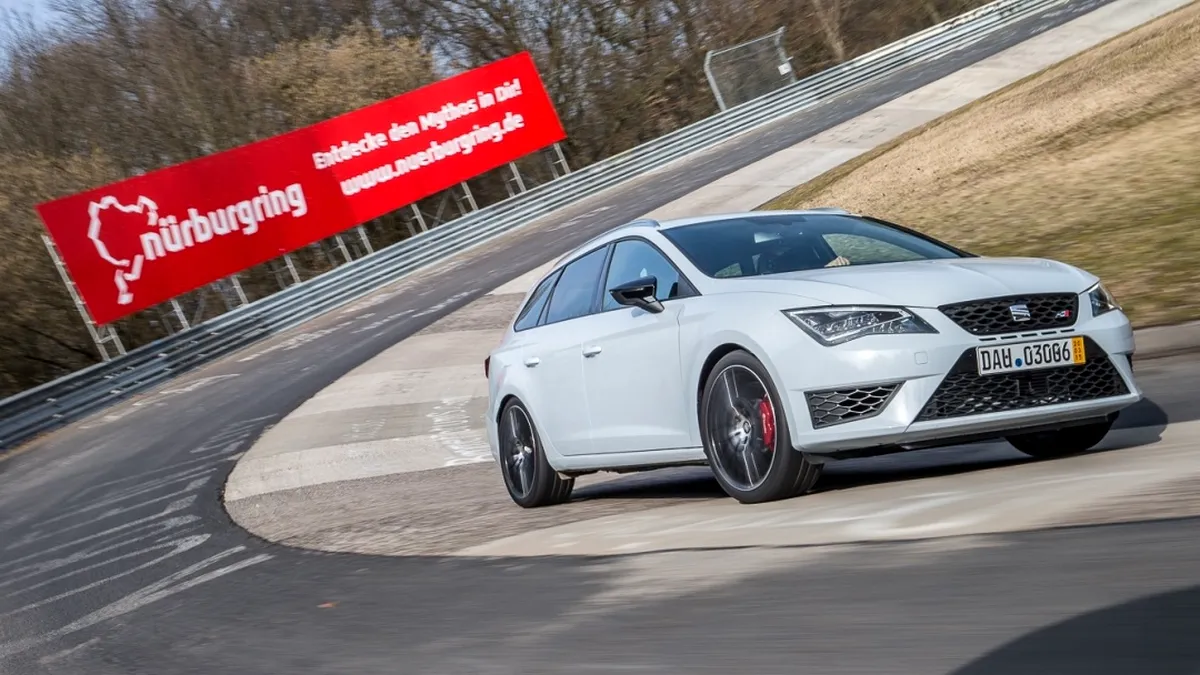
(0, 0), (1071, 449)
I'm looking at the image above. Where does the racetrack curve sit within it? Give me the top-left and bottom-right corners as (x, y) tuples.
(4, 0), (1200, 671)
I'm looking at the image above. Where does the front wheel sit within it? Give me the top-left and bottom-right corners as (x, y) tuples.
(1006, 417), (1115, 460)
(497, 398), (574, 508)
(699, 350), (821, 504)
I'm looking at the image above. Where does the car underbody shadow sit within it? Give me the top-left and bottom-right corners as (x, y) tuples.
(816, 396), (1169, 494)
(569, 465), (725, 502)
(572, 397), (1172, 503)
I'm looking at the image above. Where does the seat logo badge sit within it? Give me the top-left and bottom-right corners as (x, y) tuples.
(1009, 304), (1032, 322)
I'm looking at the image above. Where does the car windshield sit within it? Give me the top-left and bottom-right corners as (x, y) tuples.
(659, 213), (966, 278)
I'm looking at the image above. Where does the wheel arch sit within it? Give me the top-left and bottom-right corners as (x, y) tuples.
(492, 390), (568, 470)
(495, 393), (520, 424)
(695, 343), (750, 421)
(691, 334), (802, 448)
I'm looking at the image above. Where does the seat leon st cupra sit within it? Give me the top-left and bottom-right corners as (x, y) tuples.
(484, 209), (1142, 507)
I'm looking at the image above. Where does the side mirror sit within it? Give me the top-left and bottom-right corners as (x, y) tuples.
(609, 276), (664, 314)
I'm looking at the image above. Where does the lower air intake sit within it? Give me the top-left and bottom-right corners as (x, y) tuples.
(806, 383), (901, 429)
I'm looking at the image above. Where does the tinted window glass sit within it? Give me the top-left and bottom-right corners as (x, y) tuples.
(602, 239), (686, 311)
(513, 271), (559, 331)
(544, 247), (608, 324)
(660, 214), (963, 278)
(822, 233), (927, 264)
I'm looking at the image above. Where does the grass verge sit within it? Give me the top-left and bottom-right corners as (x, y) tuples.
(762, 1), (1200, 328)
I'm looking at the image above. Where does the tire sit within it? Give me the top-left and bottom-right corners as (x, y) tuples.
(1006, 417), (1115, 460)
(699, 350), (821, 504)
(497, 398), (574, 508)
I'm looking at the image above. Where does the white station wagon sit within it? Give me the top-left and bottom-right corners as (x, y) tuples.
(484, 210), (1141, 507)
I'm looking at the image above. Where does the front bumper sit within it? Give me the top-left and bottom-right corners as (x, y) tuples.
(775, 306), (1141, 456)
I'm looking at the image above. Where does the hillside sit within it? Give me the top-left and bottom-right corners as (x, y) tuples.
(766, 1), (1200, 327)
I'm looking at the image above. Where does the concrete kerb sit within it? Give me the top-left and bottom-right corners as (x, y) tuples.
(1131, 321), (1200, 360)
(220, 0), (1200, 554)
(220, 309), (1200, 503)
(218, 289), (1200, 558)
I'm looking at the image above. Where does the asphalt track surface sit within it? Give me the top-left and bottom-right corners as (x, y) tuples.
(2, 365), (1199, 674)
(5, 0), (1199, 672)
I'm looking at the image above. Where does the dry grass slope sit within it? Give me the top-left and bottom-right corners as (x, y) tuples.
(764, 1), (1200, 327)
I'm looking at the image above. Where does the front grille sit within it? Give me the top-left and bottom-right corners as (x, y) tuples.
(940, 293), (1078, 335)
(806, 383), (901, 429)
(914, 337), (1128, 422)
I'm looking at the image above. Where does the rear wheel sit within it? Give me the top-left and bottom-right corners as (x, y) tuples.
(498, 398), (574, 508)
(699, 350), (821, 504)
(1006, 417), (1115, 460)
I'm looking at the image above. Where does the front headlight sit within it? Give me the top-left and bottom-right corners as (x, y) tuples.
(782, 306), (938, 346)
(1087, 282), (1121, 317)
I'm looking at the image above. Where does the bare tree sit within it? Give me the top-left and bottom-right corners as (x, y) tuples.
(0, 0), (437, 397)
(808, 0), (849, 63)
(0, 0), (994, 397)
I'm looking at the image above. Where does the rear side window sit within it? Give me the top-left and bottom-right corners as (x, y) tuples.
(544, 246), (608, 324)
(513, 271), (560, 331)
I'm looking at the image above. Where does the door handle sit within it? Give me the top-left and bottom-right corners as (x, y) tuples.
(523, 357), (541, 367)
(582, 345), (602, 358)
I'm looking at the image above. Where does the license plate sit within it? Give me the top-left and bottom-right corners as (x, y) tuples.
(976, 336), (1086, 375)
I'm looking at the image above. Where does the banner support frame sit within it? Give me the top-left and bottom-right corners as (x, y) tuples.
(41, 234), (127, 361)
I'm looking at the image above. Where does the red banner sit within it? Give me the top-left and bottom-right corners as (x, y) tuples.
(35, 52), (566, 326)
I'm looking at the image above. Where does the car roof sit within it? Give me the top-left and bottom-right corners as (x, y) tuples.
(549, 207), (857, 269)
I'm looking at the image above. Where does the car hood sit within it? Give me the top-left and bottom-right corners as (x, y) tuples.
(709, 257), (1097, 307)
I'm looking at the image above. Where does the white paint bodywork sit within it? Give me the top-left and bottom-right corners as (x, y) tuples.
(485, 211), (1142, 474)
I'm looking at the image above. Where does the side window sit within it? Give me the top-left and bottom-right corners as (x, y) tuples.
(543, 246), (608, 324)
(822, 233), (925, 264)
(513, 270), (559, 331)
(602, 239), (687, 311)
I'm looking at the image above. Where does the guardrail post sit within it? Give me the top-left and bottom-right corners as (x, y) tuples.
(267, 255), (303, 290)
(170, 299), (190, 330)
(188, 293), (208, 326)
(155, 297), (192, 336)
(355, 225), (374, 255)
(283, 255), (301, 285)
(456, 182), (479, 213)
(41, 234), (126, 361)
(504, 162), (528, 197)
(227, 276), (249, 306)
(404, 204), (429, 236)
(546, 143), (571, 178)
(333, 234), (354, 264)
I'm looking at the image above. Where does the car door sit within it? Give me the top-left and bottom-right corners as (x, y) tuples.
(581, 238), (697, 455)
(518, 245), (609, 457)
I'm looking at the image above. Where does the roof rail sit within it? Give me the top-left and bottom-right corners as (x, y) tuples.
(579, 217), (659, 248)
(552, 217), (661, 268)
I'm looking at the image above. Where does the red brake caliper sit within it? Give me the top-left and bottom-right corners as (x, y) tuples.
(758, 398), (776, 450)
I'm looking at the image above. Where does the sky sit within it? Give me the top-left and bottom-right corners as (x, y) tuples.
(0, 0), (50, 23)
